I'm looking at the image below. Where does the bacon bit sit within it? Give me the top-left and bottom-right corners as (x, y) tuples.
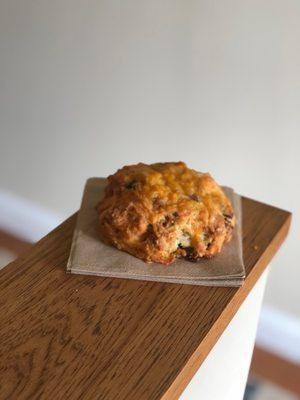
(190, 194), (200, 202)
(126, 180), (138, 190)
(152, 197), (164, 209)
(161, 212), (180, 228)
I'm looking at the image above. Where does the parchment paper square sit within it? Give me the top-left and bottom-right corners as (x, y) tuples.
(67, 178), (245, 287)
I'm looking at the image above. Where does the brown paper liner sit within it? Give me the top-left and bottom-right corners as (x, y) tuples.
(67, 178), (245, 287)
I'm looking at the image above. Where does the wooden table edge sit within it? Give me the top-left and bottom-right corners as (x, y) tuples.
(161, 212), (292, 400)
(0, 204), (292, 400)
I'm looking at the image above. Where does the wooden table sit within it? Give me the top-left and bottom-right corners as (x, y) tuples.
(0, 197), (291, 400)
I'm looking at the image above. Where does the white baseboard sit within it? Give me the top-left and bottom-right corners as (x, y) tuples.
(256, 304), (300, 364)
(1, 189), (299, 364)
(0, 189), (64, 242)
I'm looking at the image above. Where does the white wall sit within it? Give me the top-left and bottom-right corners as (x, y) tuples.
(0, 1), (299, 318)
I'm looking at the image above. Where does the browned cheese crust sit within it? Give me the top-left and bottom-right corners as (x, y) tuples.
(97, 162), (236, 265)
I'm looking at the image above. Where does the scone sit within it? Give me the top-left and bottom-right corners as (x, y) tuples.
(97, 162), (236, 265)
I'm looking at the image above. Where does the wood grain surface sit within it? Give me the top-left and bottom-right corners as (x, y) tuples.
(0, 197), (291, 400)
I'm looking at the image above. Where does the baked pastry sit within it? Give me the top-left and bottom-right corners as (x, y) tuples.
(97, 162), (235, 265)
